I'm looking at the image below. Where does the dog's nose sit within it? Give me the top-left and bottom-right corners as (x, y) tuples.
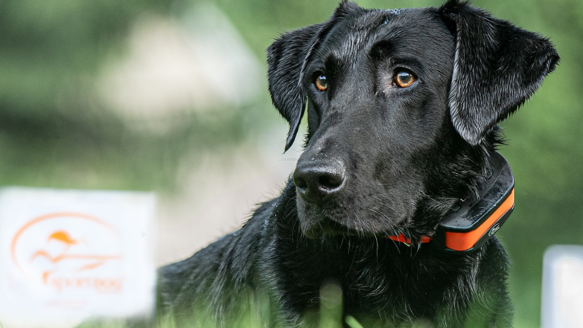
(293, 160), (345, 203)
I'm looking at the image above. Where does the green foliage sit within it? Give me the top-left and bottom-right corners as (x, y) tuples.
(0, 0), (258, 191)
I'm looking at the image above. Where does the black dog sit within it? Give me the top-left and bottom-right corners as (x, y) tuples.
(157, 1), (558, 326)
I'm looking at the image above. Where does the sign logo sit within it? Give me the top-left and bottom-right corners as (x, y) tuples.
(11, 212), (124, 294)
(0, 188), (156, 324)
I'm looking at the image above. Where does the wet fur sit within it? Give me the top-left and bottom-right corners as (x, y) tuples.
(157, 1), (558, 326)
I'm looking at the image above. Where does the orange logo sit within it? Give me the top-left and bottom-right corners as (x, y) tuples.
(11, 212), (124, 293)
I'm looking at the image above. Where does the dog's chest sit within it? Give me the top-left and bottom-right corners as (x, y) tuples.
(270, 234), (476, 322)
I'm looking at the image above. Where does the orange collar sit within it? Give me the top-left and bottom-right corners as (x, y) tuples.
(387, 187), (514, 252)
(387, 233), (432, 246)
(386, 152), (515, 253)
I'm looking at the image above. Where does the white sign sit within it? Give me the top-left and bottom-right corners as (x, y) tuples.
(542, 245), (583, 328)
(0, 187), (157, 327)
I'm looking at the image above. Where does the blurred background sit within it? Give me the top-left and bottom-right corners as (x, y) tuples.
(0, 0), (580, 326)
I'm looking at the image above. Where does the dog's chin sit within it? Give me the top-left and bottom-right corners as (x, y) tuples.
(298, 207), (403, 240)
(295, 190), (417, 239)
(300, 217), (356, 239)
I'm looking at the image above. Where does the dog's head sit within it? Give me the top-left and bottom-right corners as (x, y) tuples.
(267, 0), (558, 239)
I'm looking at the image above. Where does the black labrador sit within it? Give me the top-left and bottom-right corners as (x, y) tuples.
(157, 0), (558, 326)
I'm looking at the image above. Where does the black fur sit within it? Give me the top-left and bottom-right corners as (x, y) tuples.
(157, 1), (558, 326)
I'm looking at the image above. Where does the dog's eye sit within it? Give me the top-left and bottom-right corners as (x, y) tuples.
(314, 75), (328, 91)
(394, 71), (416, 88)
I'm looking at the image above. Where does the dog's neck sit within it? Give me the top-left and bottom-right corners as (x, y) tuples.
(389, 148), (514, 253)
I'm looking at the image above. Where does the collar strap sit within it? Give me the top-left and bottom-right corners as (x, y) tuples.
(387, 233), (432, 246)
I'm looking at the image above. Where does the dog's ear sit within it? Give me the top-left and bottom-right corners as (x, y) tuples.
(267, 1), (360, 152)
(439, 0), (559, 145)
(267, 24), (322, 152)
